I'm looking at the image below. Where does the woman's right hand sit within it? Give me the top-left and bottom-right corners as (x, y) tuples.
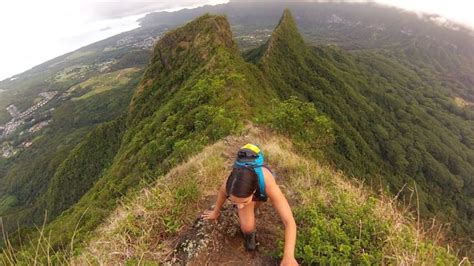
(201, 209), (220, 223)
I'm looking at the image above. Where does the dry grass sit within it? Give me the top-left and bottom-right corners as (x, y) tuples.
(253, 126), (463, 264)
(1, 211), (82, 266)
(9, 125), (460, 265)
(453, 96), (473, 108)
(72, 141), (231, 265)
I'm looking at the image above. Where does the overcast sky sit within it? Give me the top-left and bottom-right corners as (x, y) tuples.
(0, 0), (473, 82)
(0, 0), (228, 82)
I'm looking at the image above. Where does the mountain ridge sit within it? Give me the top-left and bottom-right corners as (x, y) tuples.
(72, 125), (458, 265)
(128, 14), (237, 126)
(1, 7), (472, 262)
(248, 10), (473, 254)
(16, 12), (272, 252)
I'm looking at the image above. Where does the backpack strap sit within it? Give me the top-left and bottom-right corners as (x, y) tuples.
(254, 166), (266, 199)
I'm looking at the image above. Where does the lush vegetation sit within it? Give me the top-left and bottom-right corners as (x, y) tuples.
(263, 96), (334, 156)
(45, 118), (126, 219)
(266, 133), (458, 265)
(1, 4), (473, 263)
(251, 10), (473, 253)
(64, 128), (457, 264)
(0, 69), (142, 238)
(6, 14), (271, 253)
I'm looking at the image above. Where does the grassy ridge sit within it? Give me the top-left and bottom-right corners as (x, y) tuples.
(1, 9), (472, 262)
(71, 126), (459, 264)
(16, 14), (272, 253)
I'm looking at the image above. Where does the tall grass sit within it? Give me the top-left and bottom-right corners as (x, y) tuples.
(3, 126), (468, 264)
(2, 214), (67, 265)
(260, 132), (465, 264)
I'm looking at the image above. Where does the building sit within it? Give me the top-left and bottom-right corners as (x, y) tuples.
(6, 104), (20, 118)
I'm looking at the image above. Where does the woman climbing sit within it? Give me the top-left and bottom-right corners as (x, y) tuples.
(202, 143), (298, 266)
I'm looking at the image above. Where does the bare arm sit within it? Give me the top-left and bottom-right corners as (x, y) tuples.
(264, 168), (297, 265)
(202, 182), (227, 221)
(213, 182), (227, 213)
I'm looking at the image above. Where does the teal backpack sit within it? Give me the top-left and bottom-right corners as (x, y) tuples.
(233, 143), (268, 201)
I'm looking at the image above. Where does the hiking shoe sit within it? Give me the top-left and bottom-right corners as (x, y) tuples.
(243, 231), (257, 251)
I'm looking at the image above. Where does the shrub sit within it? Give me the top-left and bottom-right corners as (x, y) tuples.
(291, 196), (389, 265)
(266, 96), (334, 152)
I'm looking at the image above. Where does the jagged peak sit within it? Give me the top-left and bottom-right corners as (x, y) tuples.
(160, 13), (234, 49)
(261, 9), (306, 61)
(278, 8), (297, 29)
(128, 14), (237, 124)
(144, 14), (235, 77)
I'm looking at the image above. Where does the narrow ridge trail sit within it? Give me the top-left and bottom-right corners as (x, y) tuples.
(74, 127), (460, 265)
(166, 201), (282, 265)
(165, 134), (284, 265)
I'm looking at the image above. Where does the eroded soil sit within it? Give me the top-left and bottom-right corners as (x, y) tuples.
(166, 198), (283, 265)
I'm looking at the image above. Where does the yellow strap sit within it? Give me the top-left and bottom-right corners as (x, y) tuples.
(241, 143), (260, 154)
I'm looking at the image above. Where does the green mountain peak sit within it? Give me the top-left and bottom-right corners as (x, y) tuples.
(127, 14), (238, 125)
(254, 9), (311, 98)
(148, 14), (235, 72)
(2, 6), (472, 263)
(280, 8), (296, 27)
(261, 8), (306, 61)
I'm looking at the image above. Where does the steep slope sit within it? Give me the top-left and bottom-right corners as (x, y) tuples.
(259, 9), (310, 98)
(255, 9), (474, 251)
(73, 126), (458, 265)
(2, 9), (472, 263)
(257, 9), (388, 177)
(44, 118), (126, 219)
(2, 3), (473, 245)
(18, 14), (276, 251)
(0, 71), (141, 236)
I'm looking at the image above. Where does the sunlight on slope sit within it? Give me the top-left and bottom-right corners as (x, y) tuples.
(69, 67), (140, 100)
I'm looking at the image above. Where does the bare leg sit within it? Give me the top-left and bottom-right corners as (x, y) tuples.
(237, 201), (256, 234)
(236, 201), (258, 250)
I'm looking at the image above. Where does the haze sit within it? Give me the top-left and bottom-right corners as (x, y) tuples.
(0, 0), (472, 82)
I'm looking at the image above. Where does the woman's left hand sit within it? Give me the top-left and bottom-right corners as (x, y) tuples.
(280, 256), (298, 266)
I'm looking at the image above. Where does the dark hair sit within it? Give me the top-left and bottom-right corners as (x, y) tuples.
(226, 167), (258, 198)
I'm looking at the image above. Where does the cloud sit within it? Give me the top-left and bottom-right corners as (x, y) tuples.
(371, 0), (474, 30)
(78, 1), (228, 21)
(0, 0), (471, 81)
(0, 1), (229, 80)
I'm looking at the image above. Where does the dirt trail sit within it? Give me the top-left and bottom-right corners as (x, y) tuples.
(165, 135), (285, 265)
(165, 200), (282, 265)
